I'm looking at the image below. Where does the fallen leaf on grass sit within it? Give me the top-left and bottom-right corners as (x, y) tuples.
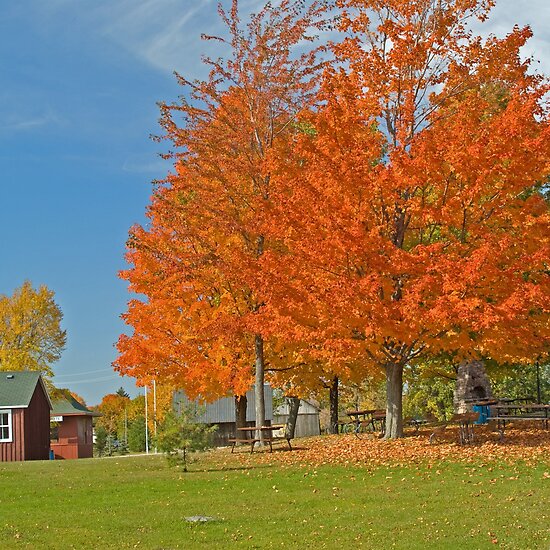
(233, 426), (550, 469)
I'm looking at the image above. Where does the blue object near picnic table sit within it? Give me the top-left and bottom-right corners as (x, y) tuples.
(473, 404), (490, 424)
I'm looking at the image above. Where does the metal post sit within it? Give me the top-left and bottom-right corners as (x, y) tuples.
(145, 386), (149, 454)
(153, 379), (157, 453)
(536, 360), (541, 404)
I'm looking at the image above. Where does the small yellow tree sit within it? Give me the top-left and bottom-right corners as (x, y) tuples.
(0, 281), (66, 378)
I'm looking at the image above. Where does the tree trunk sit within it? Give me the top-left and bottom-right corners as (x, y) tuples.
(234, 394), (247, 431)
(254, 334), (265, 442)
(285, 397), (301, 439)
(329, 376), (339, 434)
(384, 364), (404, 439)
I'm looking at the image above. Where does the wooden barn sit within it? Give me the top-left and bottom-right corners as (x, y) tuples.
(50, 392), (99, 459)
(0, 371), (52, 461)
(173, 385), (273, 447)
(273, 399), (321, 438)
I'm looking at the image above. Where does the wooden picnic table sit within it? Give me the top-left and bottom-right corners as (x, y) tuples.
(471, 399), (500, 407)
(487, 403), (549, 438)
(429, 412), (478, 445)
(229, 425), (292, 453)
(491, 403), (550, 415)
(490, 403), (550, 424)
(346, 409), (386, 436)
(406, 418), (429, 433)
(346, 409), (375, 419)
(455, 412), (478, 444)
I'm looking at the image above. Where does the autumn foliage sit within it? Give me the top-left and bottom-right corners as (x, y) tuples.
(0, 281), (66, 379)
(261, 0), (550, 436)
(115, 0), (328, 406)
(116, 0), (549, 438)
(237, 427), (550, 469)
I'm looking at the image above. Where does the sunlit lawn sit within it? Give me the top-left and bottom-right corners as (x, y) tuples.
(0, 442), (548, 549)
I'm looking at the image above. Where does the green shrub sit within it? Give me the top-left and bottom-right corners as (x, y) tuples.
(94, 426), (108, 457)
(156, 405), (216, 471)
(128, 416), (148, 453)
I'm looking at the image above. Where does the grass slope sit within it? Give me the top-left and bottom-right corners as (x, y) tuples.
(0, 451), (548, 549)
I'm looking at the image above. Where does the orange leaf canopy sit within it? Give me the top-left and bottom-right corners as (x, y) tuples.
(263, 0), (549, 370)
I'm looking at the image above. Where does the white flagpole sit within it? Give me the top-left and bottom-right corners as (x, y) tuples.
(153, 379), (157, 453)
(145, 385), (149, 454)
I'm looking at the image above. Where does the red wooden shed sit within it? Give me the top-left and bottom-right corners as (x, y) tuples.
(50, 392), (99, 459)
(0, 371), (52, 461)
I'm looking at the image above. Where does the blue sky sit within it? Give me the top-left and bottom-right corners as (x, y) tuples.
(1, 1), (548, 406)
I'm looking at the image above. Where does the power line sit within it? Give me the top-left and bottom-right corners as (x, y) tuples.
(55, 374), (121, 385)
(53, 368), (117, 379)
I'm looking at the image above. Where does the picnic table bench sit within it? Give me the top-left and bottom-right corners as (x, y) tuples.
(343, 409), (386, 437)
(228, 425), (292, 453)
(428, 412), (478, 445)
(486, 403), (550, 440)
(405, 417), (430, 433)
(427, 402), (549, 443)
(336, 411), (426, 436)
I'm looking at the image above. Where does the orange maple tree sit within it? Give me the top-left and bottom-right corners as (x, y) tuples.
(115, 1), (328, 427)
(261, 0), (550, 437)
(116, 0), (549, 441)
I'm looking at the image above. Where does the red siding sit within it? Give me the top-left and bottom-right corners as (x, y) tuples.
(0, 409), (25, 461)
(51, 442), (79, 460)
(77, 416), (93, 458)
(51, 415), (93, 459)
(23, 384), (51, 460)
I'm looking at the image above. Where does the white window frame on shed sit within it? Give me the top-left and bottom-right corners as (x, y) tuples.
(0, 409), (13, 443)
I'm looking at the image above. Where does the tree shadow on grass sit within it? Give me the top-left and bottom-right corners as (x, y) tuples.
(186, 463), (275, 474)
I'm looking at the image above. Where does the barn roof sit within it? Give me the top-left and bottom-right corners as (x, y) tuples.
(0, 371), (52, 409)
(51, 392), (100, 417)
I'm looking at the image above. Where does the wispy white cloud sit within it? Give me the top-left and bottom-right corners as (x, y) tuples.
(97, 0), (231, 76)
(0, 109), (64, 133)
(122, 155), (169, 174)
(32, 0), (266, 77)
(21, 1), (550, 78)
(104, 1), (550, 77)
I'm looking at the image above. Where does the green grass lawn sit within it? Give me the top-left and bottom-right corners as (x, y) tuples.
(0, 450), (548, 549)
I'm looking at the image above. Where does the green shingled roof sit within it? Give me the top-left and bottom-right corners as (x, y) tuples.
(0, 371), (46, 408)
(51, 392), (99, 417)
